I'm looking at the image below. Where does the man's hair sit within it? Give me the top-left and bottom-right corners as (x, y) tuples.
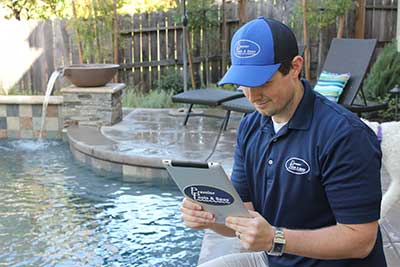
(278, 60), (293, 76)
(277, 57), (302, 79)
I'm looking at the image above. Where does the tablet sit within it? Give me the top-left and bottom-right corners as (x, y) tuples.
(162, 159), (250, 224)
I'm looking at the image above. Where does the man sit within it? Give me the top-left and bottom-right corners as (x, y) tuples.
(181, 17), (386, 266)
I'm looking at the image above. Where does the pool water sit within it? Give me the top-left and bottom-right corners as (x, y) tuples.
(0, 140), (203, 267)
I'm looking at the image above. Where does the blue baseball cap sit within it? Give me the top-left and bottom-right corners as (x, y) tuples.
(218, 17), (298, 87)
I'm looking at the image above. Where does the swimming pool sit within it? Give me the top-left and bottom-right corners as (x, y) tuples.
(0, 140), (203, 267)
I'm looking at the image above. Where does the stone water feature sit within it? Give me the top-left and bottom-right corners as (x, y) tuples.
(0, 64), (124, 139)
(60, 64), (124, 127)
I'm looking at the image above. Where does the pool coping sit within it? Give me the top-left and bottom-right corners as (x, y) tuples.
(67, 125), (170, 180)
(0, 95), (63, 104)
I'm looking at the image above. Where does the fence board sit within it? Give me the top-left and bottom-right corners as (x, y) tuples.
(158, 11), (168, 78)
(176, 26), (183, 75)
(132, 13), (141, 90)
(142, 13), (151, 92)
(44, 20), (55, 90)
(150, 12), (159, 90)
(30, 22), (45, 92)
(203, 27), (209, 86)
(365, 0), (375, 39)
(119, 15), (133, 86)
(166, 11), (176, 74)
(53, 20), (64, 68)
(60, 20), (72, 66)
(192, 29), (201, 87)
(344, 6), (356, 38)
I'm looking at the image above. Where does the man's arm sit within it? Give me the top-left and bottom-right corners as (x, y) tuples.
(225, 211), (379, 259)
(284, 221), (378, 259)
(180, 198), (254, 237)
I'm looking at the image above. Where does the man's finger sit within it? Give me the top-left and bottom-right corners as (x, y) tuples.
(181, 212), (215, 228)
(225, 220), (251, 234)
(248, 210), (262, 217)
(182, 198), (203, 210)
(180, 206), (215, 221)
(225, 215), (254, 227)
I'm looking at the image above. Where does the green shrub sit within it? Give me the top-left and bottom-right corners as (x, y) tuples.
(363, 96), (397, 122)
(122, 87), (181, 108)
(2, 87), (42, 95)
(154, 69), (189, 94)
(362, 40), (400, 121)
(363, 40), (400, 100)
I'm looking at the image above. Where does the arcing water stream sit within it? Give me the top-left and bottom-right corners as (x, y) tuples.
(39, 69), (62, 139)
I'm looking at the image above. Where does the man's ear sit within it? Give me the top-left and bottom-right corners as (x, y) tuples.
(291, 56), (303, 79)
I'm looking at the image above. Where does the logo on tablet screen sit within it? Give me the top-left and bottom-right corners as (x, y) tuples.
(183, 185), (234, 206)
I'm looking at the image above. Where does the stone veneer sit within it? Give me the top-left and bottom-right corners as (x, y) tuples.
(0, 96), (63, 139)
(61, 83), (125, 127)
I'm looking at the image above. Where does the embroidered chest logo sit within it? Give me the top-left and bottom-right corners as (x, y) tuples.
(285, 157), (310, 175)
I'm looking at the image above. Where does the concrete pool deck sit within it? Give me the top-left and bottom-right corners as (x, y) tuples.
(67, 108), (400, 266)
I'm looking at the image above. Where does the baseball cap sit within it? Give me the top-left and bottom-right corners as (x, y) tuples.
(218, 16), (298, 87)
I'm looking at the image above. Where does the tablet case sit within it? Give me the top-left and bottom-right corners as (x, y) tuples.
(163, 160), (250, 224)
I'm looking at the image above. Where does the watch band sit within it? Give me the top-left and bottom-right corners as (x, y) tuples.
(267, 227), (286, 256)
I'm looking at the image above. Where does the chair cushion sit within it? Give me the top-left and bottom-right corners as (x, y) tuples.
(314, 71), (351, 102)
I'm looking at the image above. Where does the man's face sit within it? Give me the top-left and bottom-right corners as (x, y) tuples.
(241, 70), (296, 117)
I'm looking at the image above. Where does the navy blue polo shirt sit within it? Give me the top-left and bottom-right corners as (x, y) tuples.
(231, 80), (386, 266)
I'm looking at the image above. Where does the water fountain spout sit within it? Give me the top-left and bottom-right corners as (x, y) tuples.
(39, 69), (63, 139)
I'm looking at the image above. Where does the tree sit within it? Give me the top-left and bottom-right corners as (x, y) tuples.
(66, 0), (128, 63)
(118, 0), (176, 14)
(0, 0), (66, 20)
(364, 41), (400, 100)
(300, 0), (353, 38)
(297, 0), (354, 75)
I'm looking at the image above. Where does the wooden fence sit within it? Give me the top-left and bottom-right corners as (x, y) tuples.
(6, 0), (398, 94)
(117, 0), (305, 92)
(365, 0), (398, 45)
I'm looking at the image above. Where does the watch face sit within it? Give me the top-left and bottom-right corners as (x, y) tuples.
(274, 243), (284, 252)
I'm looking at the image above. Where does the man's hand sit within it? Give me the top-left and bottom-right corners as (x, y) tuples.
(180, 198), (215, 230)
(225, 210), (274, 251)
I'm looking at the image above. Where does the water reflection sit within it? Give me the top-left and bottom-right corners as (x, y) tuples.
(0, 140), (202, 267)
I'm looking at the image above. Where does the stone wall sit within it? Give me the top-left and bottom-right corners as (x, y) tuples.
(61, 83), (124, 127)
(0, 96), (63, 139)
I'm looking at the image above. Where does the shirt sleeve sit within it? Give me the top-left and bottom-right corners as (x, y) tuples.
(230, 120), (251, 202)
(320, 126), (382, 224)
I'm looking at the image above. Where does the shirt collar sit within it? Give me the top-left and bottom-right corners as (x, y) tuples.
(259, 79), (315, 131)
(287, 79), (315, 130)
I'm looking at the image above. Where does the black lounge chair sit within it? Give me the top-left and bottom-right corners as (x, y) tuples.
(322, 38), (387, 116)
(221, 96), (255, 130)
(172, 88), (244, 126)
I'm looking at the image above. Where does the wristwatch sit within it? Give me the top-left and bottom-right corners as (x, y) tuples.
(267, 227), (286, 256)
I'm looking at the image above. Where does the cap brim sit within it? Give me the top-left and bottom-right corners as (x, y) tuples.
(218, 64), (281, 87)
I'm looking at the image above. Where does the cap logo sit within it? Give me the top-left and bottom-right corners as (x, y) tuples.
(234, 39), (260, 58)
